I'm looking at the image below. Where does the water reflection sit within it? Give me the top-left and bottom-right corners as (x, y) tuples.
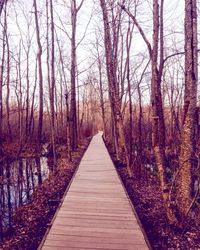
(0, 157), (49, 240)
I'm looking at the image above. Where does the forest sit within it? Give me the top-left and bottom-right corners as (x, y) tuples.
(0, 0), (200, 249)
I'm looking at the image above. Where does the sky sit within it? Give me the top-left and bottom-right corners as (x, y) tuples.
(1, 0), (185, 66)
(0, 0), (190, 106)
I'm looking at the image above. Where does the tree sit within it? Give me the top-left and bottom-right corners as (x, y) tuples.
(5, 14), (12, 142)
(15, 7), (34, 141)
(57, 39), (72, 160)
(0, 3), (7, 155)
(100, 0), (132, 177)
(33, 0), (44, 149)
(46, 0), (57, 167)
(121, 0), (177, 223)
(70, 0), (84, 151)
(176, 0), (198, 218)
(0, 0), (7, 16)
(0, 1), (7, 239)
(94, 36), (107, 137)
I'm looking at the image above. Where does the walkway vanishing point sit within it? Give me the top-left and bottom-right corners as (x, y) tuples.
(40, 132), (150, 250)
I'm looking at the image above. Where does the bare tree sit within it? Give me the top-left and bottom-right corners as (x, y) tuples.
(70, 0), (84, 151)
(33, 0), (44, 149)
(95, 36), (106, 137)
(49, 0), (57, 166)
(176, 0), (198, 218)
(5, 13), (12, 141)
(100, 0), (132, 177)
(0, 4), (7, 155)
(121, 0), (177, 223)
(57, 39), (72, 160)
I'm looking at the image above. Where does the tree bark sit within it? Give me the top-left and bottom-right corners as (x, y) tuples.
(49, 0), (57, 167)
(70, 0), (78, 151)
(5, 18), (12, 142)
(33, 0), (44, 148)
(176, 0), (198, 217)
(0, 0), (6, 16)
(0, 5), (6, 155)
(100, 0), (132, 177)
(151, 0), (177, 225)
(121, 0), (177, 223)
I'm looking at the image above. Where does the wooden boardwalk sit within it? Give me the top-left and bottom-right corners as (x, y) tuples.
(41, 132), (150, 250)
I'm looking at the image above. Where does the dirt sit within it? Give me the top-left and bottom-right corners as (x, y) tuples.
(106, 142), (200, 250)
(0, 138), (91, 250)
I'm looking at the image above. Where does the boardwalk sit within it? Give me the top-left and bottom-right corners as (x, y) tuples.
(41, 132), (150, 250)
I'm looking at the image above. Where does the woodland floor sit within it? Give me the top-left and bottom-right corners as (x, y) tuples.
(106, 142), (200, 250)
(1, 138), (200, 250)
(0, 138), (91, 250)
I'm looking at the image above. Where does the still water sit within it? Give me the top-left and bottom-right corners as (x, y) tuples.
(0, 157), (49, 238)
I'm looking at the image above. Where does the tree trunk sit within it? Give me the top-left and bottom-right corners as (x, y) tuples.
(151, 0), (177, 225)
(65, 93), (72, 161)
(176, 0), (198, 217)
(33, 0), (43, 149)
(0, 5), (6, 155)
(96, 39), (106, 136)
(126, 21), (133, 173)
(70, 0), (78, 151)
(49, 0), (56, 167)
(0, 0), (6, 16)
(5, 24), (12, 142)
(100, 0), (132, 177)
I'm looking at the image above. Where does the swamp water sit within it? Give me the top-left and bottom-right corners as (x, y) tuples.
(0, 156), (50, 240)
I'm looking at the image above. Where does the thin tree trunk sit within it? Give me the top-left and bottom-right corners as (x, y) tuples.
(0, 6), (6, 155)
(29, 60), (37, 140)
(96, 39), (106, 136)
(65, 93), (72, 161)
(49, 0), (56, 167)
(5, 26), (12, 142)
(70, 0), (78, 151)
(25, 50), (30, 140)
(33, 0), (43, 150)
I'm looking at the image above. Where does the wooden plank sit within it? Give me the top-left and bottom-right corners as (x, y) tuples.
(53, 218), (138, 229)
(45, 234), (143, 244)
(54, 213), (135, 221)
(61, 200), (131, 207)
(49, 225), (142, 235)
(40, 132), (150, 250)
(66, 195), (128, 201)
(56, 210), (135, 218)
(43, 239), (147, 250)
(42, 246), (148, 250)
(46, 228), (145, 240)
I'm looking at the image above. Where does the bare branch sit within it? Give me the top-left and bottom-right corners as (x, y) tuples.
(76, 0), (84, 12)
(119, 3), (152, 56)
(76, 9), (93, 48)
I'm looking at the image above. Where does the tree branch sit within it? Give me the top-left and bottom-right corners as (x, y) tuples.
(76, 0), (84, 12)
(163, 51), (185, 64)
(119, 3), (152, 57)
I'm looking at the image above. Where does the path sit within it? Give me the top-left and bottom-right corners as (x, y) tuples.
(40, 132), (150, 250)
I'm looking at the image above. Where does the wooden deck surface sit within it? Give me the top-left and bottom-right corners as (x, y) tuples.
(41, 132), (149, 250)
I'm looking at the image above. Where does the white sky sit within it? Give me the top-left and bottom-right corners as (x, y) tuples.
(1, 0), (185, 66)
(0, 0), (192, 106)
